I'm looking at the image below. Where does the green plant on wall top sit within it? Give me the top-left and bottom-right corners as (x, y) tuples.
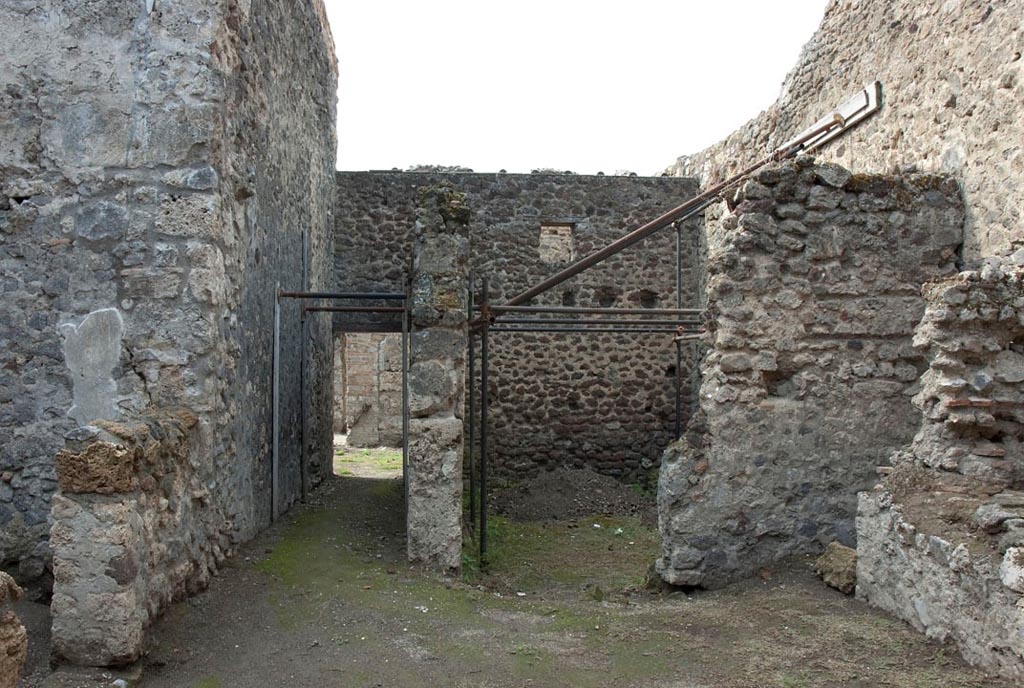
(419, 181), (471, 226)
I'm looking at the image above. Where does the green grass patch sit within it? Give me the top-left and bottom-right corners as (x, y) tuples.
(193, 678), (224, 688)
(463, 514), (658, 593)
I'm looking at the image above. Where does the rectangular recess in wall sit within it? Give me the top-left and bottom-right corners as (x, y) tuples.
(539, 222), (575, 263)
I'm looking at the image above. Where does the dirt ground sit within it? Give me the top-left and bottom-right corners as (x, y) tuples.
(488, 466), (657, 526)
(116, 464), (1012, 688)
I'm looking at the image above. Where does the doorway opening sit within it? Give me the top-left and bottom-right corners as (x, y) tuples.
(333, 332), (404, 480)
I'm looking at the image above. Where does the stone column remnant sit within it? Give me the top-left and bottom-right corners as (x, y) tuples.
(407, 183), (470, 573)
(49, 409), (227, 667)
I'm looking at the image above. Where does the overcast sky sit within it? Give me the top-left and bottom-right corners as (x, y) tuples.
(324, 1), (830, 175)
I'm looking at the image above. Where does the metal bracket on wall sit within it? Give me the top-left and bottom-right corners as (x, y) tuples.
(779, 81), (882, 154)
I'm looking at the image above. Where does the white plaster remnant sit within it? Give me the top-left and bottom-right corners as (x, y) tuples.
(1002, 548), (1024, 594)
(60, 308), (124, 426)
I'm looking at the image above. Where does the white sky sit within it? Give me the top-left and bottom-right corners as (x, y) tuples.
(324, 1), (830, 175)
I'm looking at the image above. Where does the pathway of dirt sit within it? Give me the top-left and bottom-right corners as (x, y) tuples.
(137, 475), (1010, 688)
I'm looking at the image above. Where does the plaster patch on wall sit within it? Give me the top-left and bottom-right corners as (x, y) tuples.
(60, 308), (124, 426)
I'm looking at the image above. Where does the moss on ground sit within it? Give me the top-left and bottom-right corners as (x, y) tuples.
(238, 476), (1010, 688)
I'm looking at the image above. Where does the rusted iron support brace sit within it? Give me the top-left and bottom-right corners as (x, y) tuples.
(502, 118), (848, 309)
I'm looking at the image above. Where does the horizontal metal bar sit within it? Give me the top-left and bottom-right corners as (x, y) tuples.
(279, 290), (406, 300)
(480, 305), (704, 316)
(305, 306), (406, 313)
(493, 317), (702, 327)
(489, 326), (680, 334)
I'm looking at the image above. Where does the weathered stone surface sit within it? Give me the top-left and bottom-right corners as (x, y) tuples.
(656, 161), (962, 588)
(1001, 548), (1024, 594)
(858, 491), (1024, 680)
(49, 409), (216, 666)
(1, 0), (338, 665)
(405, 191), (468, 573)
(0, 0), (337, 597)
(668, 0), (1024, 264)
(336, 172), (702, 480)
(0, 572), (26, 688)
(53, 443), (136, 495)
(60, 309), (125, 426)
(856, 266), (1024, 680)
(908, 268), (1024, 485)
(814, 542), (857, 595)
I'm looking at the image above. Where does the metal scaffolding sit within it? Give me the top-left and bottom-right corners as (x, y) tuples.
(465, 81), (883, 562)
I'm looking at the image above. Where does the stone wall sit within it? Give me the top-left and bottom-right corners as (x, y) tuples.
(667, 0), (1024, 263)
(335, 334), (402, 447)
(0, 0), (337, 661)
(335, 172), (702, 480)
(856, 265), (1024, 679)
(655, 160), (963, 588)
(49, 410), (218, 665)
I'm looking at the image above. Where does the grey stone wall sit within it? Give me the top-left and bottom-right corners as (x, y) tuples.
(656, 160), (963, 588)
(335, 172), (702, 480)
(0, 0), (337, 606)
(856, 265), (1024, 679)
(222, 0), (337, 531)
(667, 0), (1024, 263)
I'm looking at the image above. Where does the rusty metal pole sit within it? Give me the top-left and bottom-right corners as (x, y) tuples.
(479, 278), (490, 564)
(501, 119), (846, 309)
(675, 221), (684, 439)
(468, 276), (477, 527)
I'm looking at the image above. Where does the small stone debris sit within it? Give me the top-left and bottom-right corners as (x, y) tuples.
(814, 542), (857, 595)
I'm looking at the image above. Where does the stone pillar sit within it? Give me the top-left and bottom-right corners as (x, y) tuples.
(407, 183), (470, 573)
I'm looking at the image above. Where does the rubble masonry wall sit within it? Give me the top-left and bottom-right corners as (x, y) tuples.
(655, 160), (963, 587)
(668, 0), (1023, 264)
(0, 0), (337, 663)
(335, 172), (702, 480)
(856, 267), (1024, 679)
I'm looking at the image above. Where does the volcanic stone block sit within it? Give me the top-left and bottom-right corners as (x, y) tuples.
(54, 442), (137, 495)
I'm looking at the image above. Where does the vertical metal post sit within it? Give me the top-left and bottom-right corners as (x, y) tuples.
(479, 278), (489, 563)
(402, 277), (410, 512)
(300, 231), (309, 501)
(674, 221), (683, 439)
(272, 287), (281, 522)
(467, 276), (476, 526)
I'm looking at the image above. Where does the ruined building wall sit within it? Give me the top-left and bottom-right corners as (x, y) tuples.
(0, 0), (336, 664)
(857, 267), (1024, 679)
(668, 0), (1023, 263)
(335, 172), (702, 480)
(656, 161), (963, 587)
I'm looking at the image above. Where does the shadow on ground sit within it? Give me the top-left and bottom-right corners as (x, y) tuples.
(134, 474), (1010, 688)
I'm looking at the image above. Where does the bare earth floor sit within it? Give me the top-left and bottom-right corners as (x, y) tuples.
(120, 470), (1012, 688)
